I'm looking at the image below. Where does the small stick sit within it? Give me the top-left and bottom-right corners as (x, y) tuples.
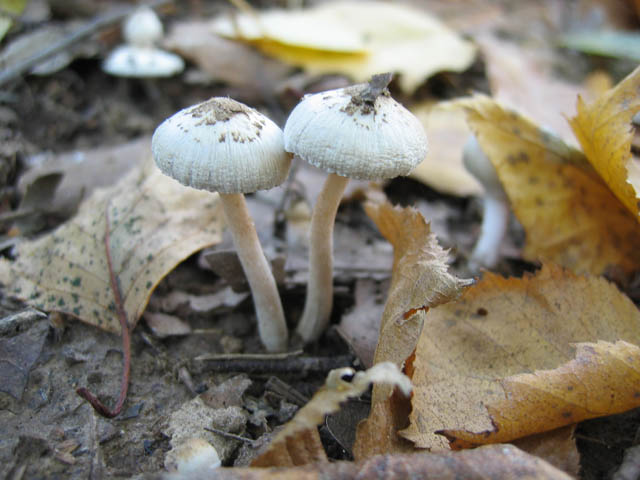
(204, 426), (257, 446)
(76, 204), (131, 418)
(194, 354), (354, 375)
(0, 0), (172, 87)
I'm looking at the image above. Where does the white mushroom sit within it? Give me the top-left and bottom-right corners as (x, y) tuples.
(123, 6), (164, 47)
(103, 6), (184, 78)
(152, 97), (291, 352)
(283, 74), (428, 343)
(462, 135), (509, 271)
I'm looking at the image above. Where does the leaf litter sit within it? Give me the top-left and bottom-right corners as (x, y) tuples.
(0, 157), (223, 333)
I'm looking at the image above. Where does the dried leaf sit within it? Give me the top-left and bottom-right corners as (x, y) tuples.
(409, 101), (482, 197)
(477, 33), (588, 143)
(0, 159), (223, 333)
(180, 445), (572, 479)
(513, 426), (580, 478)
(20, 136), (150, 217)
(442, 341), (640, 447)
(364, 200), (472, 383)
(211, 1), (476, 93)
(401, 264), (640, 450)
(252, 362), (411, 467)
(336, 278), (388, 368)
(353, 199), (471, 459)
(163, 21), (289, 90)
(459, 95), (640, 275)
(569, 64), (640, 221)
(0, 320), (48, 399)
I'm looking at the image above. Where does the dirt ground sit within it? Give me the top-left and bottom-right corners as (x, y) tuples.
(1, 0), (639, 478)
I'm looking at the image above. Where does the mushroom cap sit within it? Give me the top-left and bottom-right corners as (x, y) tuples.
(283, 83), (428, 180)
(152, 97), (292, 194)
(462, 135), (506, 199)
(102, 45), (184, 77)
(123, 6), (163, 47)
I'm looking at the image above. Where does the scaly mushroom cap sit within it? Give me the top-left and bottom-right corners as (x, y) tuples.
(152, 97), (291, 194)
(103, 45), (184, 78)
(283, 82), (428, 180)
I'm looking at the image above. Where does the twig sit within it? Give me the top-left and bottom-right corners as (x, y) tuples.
(76, 203), (131, 418)
(194, 353), (355, 375)
(0, 0), (172, 87)
(204, 426), (257, 446)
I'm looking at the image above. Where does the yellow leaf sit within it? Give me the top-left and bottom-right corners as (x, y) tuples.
(569, 65), (640, 221)
(353, 198), (471, 459)
(211, 1), (476, 93)
(442, 341), (640, 448)
(459, 95), (640, 275)
(401, 264), (640, 449)
(0, 159), (223, 333)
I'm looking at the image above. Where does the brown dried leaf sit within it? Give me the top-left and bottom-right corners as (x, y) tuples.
(459, 95), (640, 275)
(184, 445), (571, 479)
(442, 341), (640, 448)
(513, 426), (580, 478)
(252, 362), (411, 467)
(0, 159), (223, 333)
(401, 264), (640, 450)
(353, 199), (471, 460)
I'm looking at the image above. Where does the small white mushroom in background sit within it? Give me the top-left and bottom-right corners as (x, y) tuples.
(152, 97), (291, 352)
(462, 135), (510, 272)
(103, 6), (184, 78)
(283, 73), (428, 344)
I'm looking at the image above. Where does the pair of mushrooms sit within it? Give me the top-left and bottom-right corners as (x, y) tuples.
(151, 75), (428, 352)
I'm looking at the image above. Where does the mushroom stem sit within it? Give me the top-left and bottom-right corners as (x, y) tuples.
(469, 194), (509, 270)
(296, 173), (349, 343)
(219, 192), (288, 352)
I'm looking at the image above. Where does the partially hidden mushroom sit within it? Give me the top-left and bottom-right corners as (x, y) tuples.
(103, 5), (184, 78)
(283, 73), (428, 343)
(152, 97), (291, 352)
(462, 135), (509, 271)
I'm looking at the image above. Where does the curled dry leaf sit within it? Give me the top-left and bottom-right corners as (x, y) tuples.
(353, 199), (472, 459)
(0, 159), (223, 333)
(251, 362), (411, 468)
(568, 64), (640, 221)
(401, 264), (640, 450)
(174, 445), (571, 479)
(211, 1), (476, 93)
(458, 95), (640, 275)
(441, 341), (640, 448)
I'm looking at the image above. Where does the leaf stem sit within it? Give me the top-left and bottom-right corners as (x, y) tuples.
(76, 204), (131, 418)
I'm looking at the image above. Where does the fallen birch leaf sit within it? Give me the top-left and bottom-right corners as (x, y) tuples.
(211, 1), (476, 93)
(441, 340), (640, 448)
(401, 264), (640, 450)
(459, 95), (640, 275)
(409, 101), (482, 197)
(0, 159), (223, 333)
(569, 64), (640, 221)
(353, 199), (472, 459)
(252, 362), (411, 467)
(182, 445), (571, 479)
